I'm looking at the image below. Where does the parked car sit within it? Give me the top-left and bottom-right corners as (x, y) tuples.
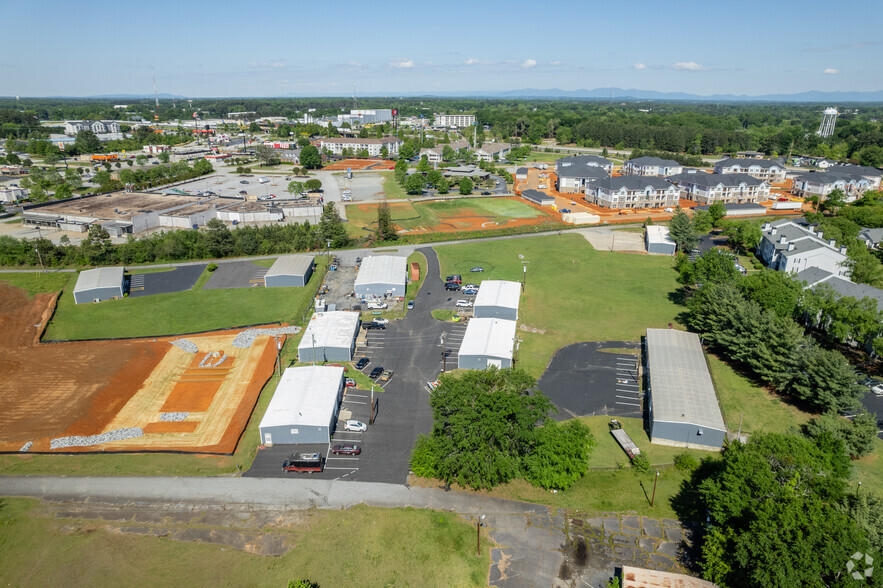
(445, 282), (461, 291)
(445, 275), (462, 284)
(462, 288), (478, 295)
(259, 177), (270, 184)
(366, 301), (388, 309)
(559, 208), (571, 214)
(372, 318), (389, 325)
(456, 299), (473, 307)
(463, 283), (478, 290)
(345, 378), (357, 388)
(469, 267), (484, 272)
(369, 366), (384, 379)
(362, 322), (385, 331)
(481, 191), (491, 195)
(355, 357), (370, 370)
(331, 443), (361, 456)
(342, 194), (352, 201)
(240, 180), (249, 184)
(379, 369), (394, 382)
(407, 300), (415, 309)
(344, 420), (367, 432)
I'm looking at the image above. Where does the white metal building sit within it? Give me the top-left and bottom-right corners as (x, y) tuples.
(458, 318), (518, 370)
(435, 113), (476, 127)
(354, 255), (407, 297)
(645, 226), (676, 255)
(297, 311), (361, 363)
(473, 280), (521, 321)
(264, 254), (314, 287)
(258, 366), (344, 445)
(646, 328), (726, 450)
(73, 267), (125, 304)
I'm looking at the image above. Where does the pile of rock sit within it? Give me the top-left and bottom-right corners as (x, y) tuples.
(19, 441), (33, 452)
(232, 326), (302, 349)
(50, 427), (143, 450)
(170, 338), (199, 353)
(160, 412), (189, 422)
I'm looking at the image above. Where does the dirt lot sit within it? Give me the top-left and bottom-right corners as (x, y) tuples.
(0, 281), (278, 454)
(323, 158), (396, 171)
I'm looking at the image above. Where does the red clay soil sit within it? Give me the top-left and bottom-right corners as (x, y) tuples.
(143, 421), (199, 434)
(323, 158), (396, 171)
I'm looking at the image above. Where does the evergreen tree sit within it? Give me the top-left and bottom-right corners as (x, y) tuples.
(375, 202), (397, 241)
(668, 207), (698, 252)
(317, 203), (350, 248)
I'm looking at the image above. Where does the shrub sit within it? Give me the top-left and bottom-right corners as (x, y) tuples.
(674, 452), (699, 472)
(631, 453), (650, 473)
(206, 263), (218, 272)
(409, 434), (437, 478)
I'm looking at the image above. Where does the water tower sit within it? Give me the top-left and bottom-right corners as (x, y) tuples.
(817, 107), (839, 138)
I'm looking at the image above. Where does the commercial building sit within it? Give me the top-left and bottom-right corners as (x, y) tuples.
(258, 366), (344, 445)
(434, 114), (476, 128)
(585, 176), (680, 209)
(758, 219), (849, 277)
(457, 318), (517, 370)
(646, 328), (726, 450)
(520, 189), (555, 206)
(556, 155), (612, 193)
(667, 172), (769, 205)
(473, 280), (521, 321)
(713, 158), (787, 183)
(64, 120), (121, 135)
(354, 255), (407, 297)
(622, 156), (683, 177)
(645, 226), (676, 255)
(317, 137), (402, 157)
(264, 254), (314, 287)
(474, 142), (511, 162)
(0, 186), (28, 203)
(297, 311), (361, 363)
(73, 267), (125, 304)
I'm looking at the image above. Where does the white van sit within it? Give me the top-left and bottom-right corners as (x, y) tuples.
(259, 177), (270, 184)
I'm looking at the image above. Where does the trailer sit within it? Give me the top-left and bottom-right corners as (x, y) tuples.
(609, 419), (641, 459)
(771, 200), (803, 210)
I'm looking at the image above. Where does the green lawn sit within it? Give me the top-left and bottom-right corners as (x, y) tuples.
(0, 272), (72, 296)
(0, 498), (489, 588)
(126, 266), (175, 275)
(435, 234), (682, 377)
(381, 170), (408, 199)
(579, 416), (710, 469)
(526, 151), (572, 162)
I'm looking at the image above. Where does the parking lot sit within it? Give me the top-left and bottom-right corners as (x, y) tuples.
(537, 341), (642, 420)
(203, 260), (269, 290)
(127, 264), (206, 298)
(333, 172), (385, 202)
(859, 389), (883, 440)
(174, 168), (292, 200)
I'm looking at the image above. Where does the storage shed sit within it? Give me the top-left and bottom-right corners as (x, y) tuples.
(646, 328), (726, 450)
(520, 189), (555, 206)
(298, 311), (361, 363)
(645, 226), (677, 255)
(694, 202), (767, 217)
(73, 267), (125, 304)
(458, 318), (517, 370)
(473, 280), (521, 321)
(258, 366), (344, 445)
(264, 254), (314, 287)
(354, 255), (407, 297)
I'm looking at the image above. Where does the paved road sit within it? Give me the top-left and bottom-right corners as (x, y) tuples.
(313, 170), (345, 220)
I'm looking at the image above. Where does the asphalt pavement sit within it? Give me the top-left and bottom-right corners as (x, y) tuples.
(127, 264), (206, 298)
(203, 260), (268, 290)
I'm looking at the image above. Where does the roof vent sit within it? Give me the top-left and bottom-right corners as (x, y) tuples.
(829, 239), (837, 247)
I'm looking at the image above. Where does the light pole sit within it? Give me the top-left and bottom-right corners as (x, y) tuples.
(440, 333), (447, 372)
(651, 470), (660, 507)
(275, 337), (282, 380)
(521, 261), (528, 293)
(326, 239), (332, 263)
(34, 246), (43, 275)
(476, 514), (485, 556)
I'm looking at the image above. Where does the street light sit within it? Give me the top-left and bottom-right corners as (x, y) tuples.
(476, 514), (486, 555)
(326, 239), (332, 263)
(651, 470), (660, 507)
(440, 333), (447, 372)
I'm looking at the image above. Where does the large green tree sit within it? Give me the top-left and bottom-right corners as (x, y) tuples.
(73, 129), (101, 154)
(317, 202), (350, 248)
(668, 208), (698, 253)
(404, 173), (426, 195)
(375, 202), (397, 241)
(458, 177), (473, 195)
(299, 145), (321, 169)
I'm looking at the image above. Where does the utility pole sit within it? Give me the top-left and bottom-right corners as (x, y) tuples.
(521, 261), (528, 293)
(651, 470), (660, 507)
(440, 333), (447, 372)
(476, 514), (485, 556)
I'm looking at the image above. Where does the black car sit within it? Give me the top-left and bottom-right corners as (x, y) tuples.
(481, 191), (491, 195)
(445, 282), (460, 291)
(355, 357), (370, 369)
(369, 366), (384, 379)
(363, 322), (386, 331)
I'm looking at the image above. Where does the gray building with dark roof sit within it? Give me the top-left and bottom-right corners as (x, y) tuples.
(521, 189), (555, 206)
(713, 158), (787, 183)
(556, 155), (612, 193)
(668, 172), (769, 205)
(623, 156), (683, 177)
(792, 167), (882, 199)
(264, 254), (314, 287)
(586, 176), (680, 209)
(758, 219), (849, 276)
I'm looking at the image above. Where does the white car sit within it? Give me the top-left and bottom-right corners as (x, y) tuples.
(463, 284), (478, 290)
(341, 194), (352, 201)
(366, 302), (388, 310)
(455, 300), (473, 307)
(372, 318), (389, 325)
(259, 177), (270, 184)
(344, 420), (367, 432)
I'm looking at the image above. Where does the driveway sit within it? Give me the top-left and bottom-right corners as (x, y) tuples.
(203, 260), (269, 290)
(313, 171), (345, 220)
(127, 264), (206, 298)
(575, 227), (646, 252)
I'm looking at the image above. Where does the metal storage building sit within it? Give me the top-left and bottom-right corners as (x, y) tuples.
(645, 226), (677, 255)
(73, 267), (125, 304)
(520, 189), (555, 206)
(297, 311), (361, 363)
(258, 365), (344, 445)
(473, 280), (521, 321)
(646, 328), (726, 450)
(264, 254), (314, 287)
(354, 255), (407, 297)
(458, 318), (517, 370)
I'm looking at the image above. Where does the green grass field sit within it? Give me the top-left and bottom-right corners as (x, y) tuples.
(0, 499), (488, 588)
(435, 234), (682, 377)
(526, 151), (572, 162)
(0, 272), (72, 296)
(380, 170), (407, 199)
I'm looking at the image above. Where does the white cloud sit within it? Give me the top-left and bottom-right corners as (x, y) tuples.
(823, 68), (840, 75)
(634, 62), (647, 70)
(550, 61), (562, 66)
(465, 58), (480, 65)
(673, 61), (709, 71)
(522, 59), (537, 69)
(348, 61), (362, 67)
(390, 58), (415, 69)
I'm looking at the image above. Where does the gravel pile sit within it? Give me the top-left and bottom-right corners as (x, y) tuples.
(199, 351), (227, 367)
(170, 338), (198, 353)
(232, 326), (302, 349)
(160, 412), (189, 422)
(50, 427), (143, 450)
(19, 441), (32, 452)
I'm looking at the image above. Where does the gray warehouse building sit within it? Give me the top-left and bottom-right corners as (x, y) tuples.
(354, 255), (407, 297)
(458, 318), (517, 370)
(264, 254), (314, 287)
(297, 311), (361, 363)
(646, 328), (726, 450)
(73, 267), (125, 304)
(520, 189), (555, 206)
(473, 280), (521, 321)
(645, 226), (677, 255)
(258, 365), (344, 445)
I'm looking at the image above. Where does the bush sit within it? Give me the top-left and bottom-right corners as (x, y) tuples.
(206, 263), (218, 272)
(409, 434), (437, 478)
(674, 452), (699, 472)
(631, 453), (650, 473)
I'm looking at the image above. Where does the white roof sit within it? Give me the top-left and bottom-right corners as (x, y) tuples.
(646, 225), (676, 247)
(259, 366), (343, 429)
(265, 254), (313, 278)
(647, 328), (726, 431)
(73, 267), (124, 294)
(459, 318), (517, 360)
(298, 311), (360, 351)
(474, 280), (521, 311)
(354, 255), (407, 288)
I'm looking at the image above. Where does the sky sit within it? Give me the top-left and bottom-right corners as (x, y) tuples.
(1, 0), (881, 98)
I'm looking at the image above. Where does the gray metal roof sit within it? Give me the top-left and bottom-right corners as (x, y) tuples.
(521, 189), (555, 204)
(669, 172), (764, 188)
(73, 267), (125, 294)
(715, 158), (784, 169)
(588, 176), (674, 191)
(474, 280), (521, 313)
(260, 366), (343, 429)
(298, 311), (360, 351)
(626, 156), (680, 168)
(646, 225), (675, 246)
(694, 202), (767, 212)
(265, 254), (313, 278)
(354, 255), (407, 289)
(458, 318), (517, 360)
(556, 155), (612, 178)
(647, 328), (726, 431)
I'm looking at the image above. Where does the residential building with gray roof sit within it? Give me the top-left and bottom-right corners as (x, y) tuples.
(791, 167), (881, 200)
(796, 267), (883, 311)
(713, 158), (787, 183)
(758, 219), (849, 277)
(668, 172), (769, 204)
(623, 156), (683, 177)
(555, 155), (612, 193)
(585, 176), (680, 209)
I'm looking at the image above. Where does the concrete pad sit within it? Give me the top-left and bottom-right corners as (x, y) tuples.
(642, 517), (663, 538)
(663, 526), (684, 542)
(602, 517), (620, 533)
(657, 540), (680, 558)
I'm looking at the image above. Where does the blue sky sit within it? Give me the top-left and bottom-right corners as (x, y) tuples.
(1, 0), (880, 97)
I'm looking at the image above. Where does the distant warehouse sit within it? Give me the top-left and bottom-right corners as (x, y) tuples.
(264, 254), (314, 287)
(645, 226), (676, 255)
(354, 255), (407, 297)
(520, 189), (555, 206)
(73, 267), (125, 304)
(458, 318), (517, 370)
(258, 366), (344, 445)
(297, 311), (361, 363)
(473, 280), (521, 321)
(646, 328), (726, 450)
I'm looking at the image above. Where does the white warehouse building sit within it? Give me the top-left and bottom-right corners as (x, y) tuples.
(473, 280), (521, 321)
(297, 311), (361, 363)
(73, 267), (125, 304)
(354, 255), (407, 297)
(258, 366), (344, 445)
(457, 318), (518, 370)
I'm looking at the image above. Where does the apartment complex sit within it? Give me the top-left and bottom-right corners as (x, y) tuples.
(622, 156), (683, 177)
(556, 155), (613, 194)
(434, 114), (476, 128)
(758, 219), (849, 277)
(64, 120), (121, 135)
(791, 166), (882, 199)
(418, 139), (470, 163)
(667, 172), (769, 204)
(474, 142), (510, 162)
(585, 176), (680, 209)
(713, 158), (787, 183)
(317, 137), (403, 157)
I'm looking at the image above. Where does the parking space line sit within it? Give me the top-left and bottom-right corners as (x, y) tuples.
(326, 456), (360, 461)
(616, 395), (640, 400)
(617, 383), (639, 387)
(616, 401), (642, 407)
(344, 400), (367, 405)
(324, 466), (359, 471)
